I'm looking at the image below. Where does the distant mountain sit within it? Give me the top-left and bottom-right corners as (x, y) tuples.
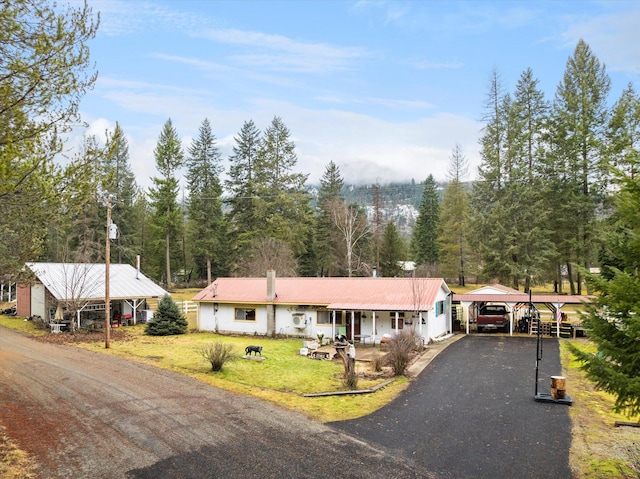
(308, 181), (447, 238)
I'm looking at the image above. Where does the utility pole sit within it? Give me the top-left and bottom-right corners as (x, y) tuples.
(105, 196), (112, 349)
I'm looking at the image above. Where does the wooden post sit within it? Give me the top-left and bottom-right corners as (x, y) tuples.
(551, 376), (566, 399)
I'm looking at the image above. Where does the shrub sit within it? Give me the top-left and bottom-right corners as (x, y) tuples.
(387, 329), (423, 376)
(199, 342), (238, 372)
(145, 294), (188, 336)
(30, 315), (48, 330)
(370, 354), (384, 373)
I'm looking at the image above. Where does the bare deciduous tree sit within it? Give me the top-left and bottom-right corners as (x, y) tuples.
(329, 199), (371, 277)
(235, 237), (298, 277)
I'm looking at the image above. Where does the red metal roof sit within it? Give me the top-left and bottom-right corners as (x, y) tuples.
(193, 277), (450, 311)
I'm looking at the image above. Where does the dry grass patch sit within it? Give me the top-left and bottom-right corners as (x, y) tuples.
(0, 426), (36, 479)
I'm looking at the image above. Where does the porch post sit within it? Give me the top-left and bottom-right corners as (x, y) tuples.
(372, 311), (376, 345)
(350, 310), (355, 340)
(395, 311), (399, 334)
(332, 310), (336, 340)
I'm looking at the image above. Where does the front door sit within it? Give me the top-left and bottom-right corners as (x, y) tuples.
(346, 312), (361, 340)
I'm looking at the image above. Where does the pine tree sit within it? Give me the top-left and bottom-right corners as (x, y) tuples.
(148, 119), (184, 286)
(607, 83), (640, 180)
(568, 159), (640, 418)
(472, 69), (555, 289)
(380, 221), (406, 277)
(411, 174), (440, 268)
(316, 161), (345, 276)
(439, 144), (470, 285)
(254, 116), (313, 259)
(145, 294), (188, 336)
(225, 120), (262, 263)
(0, 1), (98, 278)
(102, 123), (141, 264)
(45, 135), (103, 263)
(546, 39), (611, 294)
(186, 119), (227, 283)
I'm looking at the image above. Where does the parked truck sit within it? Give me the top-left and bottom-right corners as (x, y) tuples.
(476, 303), (510, 333)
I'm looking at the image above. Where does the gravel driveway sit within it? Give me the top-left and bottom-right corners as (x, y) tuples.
(0, 327), (432, 479)
(331, 335), (573, 479)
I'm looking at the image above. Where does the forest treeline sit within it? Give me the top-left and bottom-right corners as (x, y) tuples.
(3, 2), (640, 297)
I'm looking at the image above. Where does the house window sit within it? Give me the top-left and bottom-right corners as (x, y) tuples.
(390, 312), (404, 329)
(317, 310), (343, 325)
(436, 300), (447, 316)
(234, 308), (256, 321)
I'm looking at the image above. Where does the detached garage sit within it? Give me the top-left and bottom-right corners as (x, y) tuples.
(17, 262), (168, 329)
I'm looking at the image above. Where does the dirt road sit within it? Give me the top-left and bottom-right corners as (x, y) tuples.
(0, 327), (431, 479)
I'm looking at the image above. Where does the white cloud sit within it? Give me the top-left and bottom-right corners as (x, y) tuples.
(560, 10), (640, 74)
(198, 28), (368, 73)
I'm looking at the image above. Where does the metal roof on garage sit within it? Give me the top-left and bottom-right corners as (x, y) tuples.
(193, 276), (450, 311)
(26, 262), (168, 301)
(453, 293), (592, 304)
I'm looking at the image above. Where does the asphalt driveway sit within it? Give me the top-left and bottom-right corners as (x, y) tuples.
(331, 335), (573, 479)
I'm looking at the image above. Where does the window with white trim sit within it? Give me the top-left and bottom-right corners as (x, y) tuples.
(317, 310), (344, 325)
(234, 308), (256, 321)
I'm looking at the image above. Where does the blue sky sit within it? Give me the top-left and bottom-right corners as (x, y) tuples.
(73, 0), (640, 191)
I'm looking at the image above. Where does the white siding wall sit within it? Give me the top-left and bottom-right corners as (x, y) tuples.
(31, 284), (46, 319)
(199, 303), (269, 335)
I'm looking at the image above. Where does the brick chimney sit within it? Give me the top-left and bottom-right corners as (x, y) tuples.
(267, 269), (276, 301)
(266, 270), (276, 336)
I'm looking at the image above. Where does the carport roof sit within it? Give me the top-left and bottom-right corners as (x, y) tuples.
(26, 262), (168, 301)
(193, 276), (450, 311)
(453, 292), (592, 304)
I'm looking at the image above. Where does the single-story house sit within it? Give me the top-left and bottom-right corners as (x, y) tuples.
(192, 271), (452, 345)
(17, 262), (168, 327)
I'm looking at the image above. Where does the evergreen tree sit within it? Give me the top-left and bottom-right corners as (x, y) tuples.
(254, 116), (313, 259)
(473, 69), (555, 289)
(186, 119), (227, 283)
(145, 294), (188, 336)
(607, 83), (640, 180)
(45, 135), (103, 263)
(439, 144), (470, 285)
(225, 120), (262, 263)
(372, 183), (384, 272)
(102, 123), (141, 264)
(148, 119), (184, 286)
(316, 161), (345, 276)
(380, 221), (406, 277)
(546, 39), (611, 294)
(568, 160), (640, 418)
(0, 0), (98, 278)
(411, 174), (440, 267)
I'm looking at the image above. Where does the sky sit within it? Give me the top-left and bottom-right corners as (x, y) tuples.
(70, 0), (640, 192)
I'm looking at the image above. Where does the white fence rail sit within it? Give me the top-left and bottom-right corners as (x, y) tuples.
(178, 300), (198, 315)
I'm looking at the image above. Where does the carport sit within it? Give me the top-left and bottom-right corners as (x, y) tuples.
(453, 284), (592, 336)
